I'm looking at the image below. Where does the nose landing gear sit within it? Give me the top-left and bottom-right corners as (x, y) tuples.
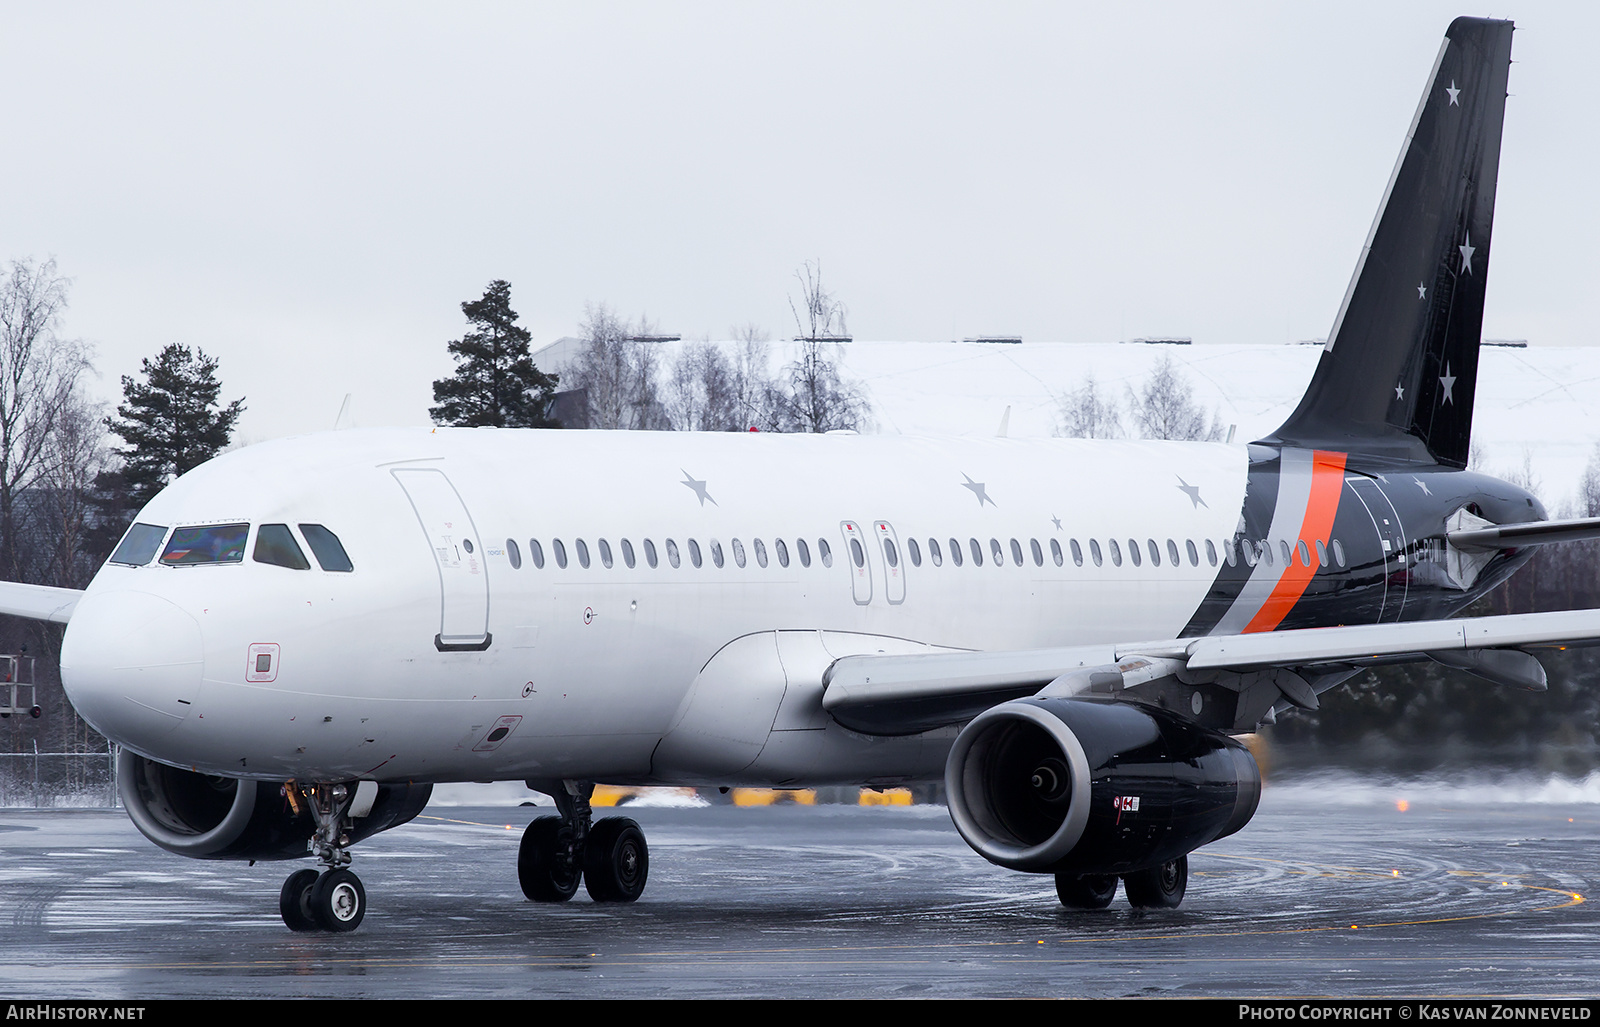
(521, 779), (650, 904)
(278, 782), (368, 933)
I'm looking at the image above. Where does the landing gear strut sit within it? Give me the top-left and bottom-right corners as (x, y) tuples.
(278, 782), (368, 932)
(520, 779), (649, 904)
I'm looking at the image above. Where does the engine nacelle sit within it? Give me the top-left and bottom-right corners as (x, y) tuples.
(118, 750), (432, 861)
(945, 696), (1259, 874)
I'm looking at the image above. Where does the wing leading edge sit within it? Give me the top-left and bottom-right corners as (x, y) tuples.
(0, 582), (83, 625)
(822, 606), (1600, 736)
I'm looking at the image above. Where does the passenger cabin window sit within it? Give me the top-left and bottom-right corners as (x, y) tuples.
(576, 539), (591, 569)
(644, 539), (658, 568)
(506, 538), (522, 569)
(906, 538), (920, 567)
(110, 523), (169, 566)
(665, 539), (681, 568)
(299, 524), (353, 572)
(732, 538), (747, 568)
(818, 539), (833, 568)
(1089, 539), (1102, 566)
(254, 524), (310, 570)
(1069, 539), (1082, 567)
(797, 539), (810, 567)
(969, 538), (984, 566)
(927, 538), (942, 566)
(529, 539), (545, 569)
(1204, 539), (1216, 567)
(1127, 539), (1141, 567)
(688, 539), (703, 568)
(553, 539), (568, 569)
(709, 539), (723, 568)
(622, 539), (636, 569)
(776, 538), (789, 567)
(599, 539), (613, 569)
(161, 524), (248, 566)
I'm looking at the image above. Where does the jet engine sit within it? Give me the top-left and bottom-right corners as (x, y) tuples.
(118, 750), (432, 861)
(945, 696), (1259, 874)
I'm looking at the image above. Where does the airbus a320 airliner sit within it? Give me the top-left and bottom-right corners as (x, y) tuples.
(3, 17), (1592, 932)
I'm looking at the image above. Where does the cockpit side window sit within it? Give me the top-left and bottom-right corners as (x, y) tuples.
(160, 524), (249, 566)
(253, 524), (310, 570)
(298, 524), (354, 572)
(109, 523), (169, 566)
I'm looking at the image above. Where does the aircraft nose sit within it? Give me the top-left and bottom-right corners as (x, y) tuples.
(60, 591), (204, 749)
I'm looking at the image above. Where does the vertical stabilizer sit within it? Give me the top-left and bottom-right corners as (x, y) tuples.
(1260, 18), (1514, 467)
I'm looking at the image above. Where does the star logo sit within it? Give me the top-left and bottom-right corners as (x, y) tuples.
(1417, 282), (1426, 300)
(1446, 80), (1460, 106)
(680, 470), (717, 507)
(1459, 232), (1475, 275)
(1438, 363), (1457, 405)
(1176, 476), (1207, 509)
(1413, 477), (1432, 496)
(961, 474), (995, 507)
(1395, 381), (1405, 401)
(1051, 515), (1062, 531)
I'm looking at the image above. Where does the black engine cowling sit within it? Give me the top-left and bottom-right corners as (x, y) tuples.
(118, 750), (432, 861)
(945, 696), (1259, 874)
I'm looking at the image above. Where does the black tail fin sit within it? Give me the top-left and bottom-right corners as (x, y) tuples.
(1260, 17), (1514, 468)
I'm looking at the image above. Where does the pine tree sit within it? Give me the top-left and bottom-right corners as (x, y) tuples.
(109, 344), (245, 510)
(431, 281), (559, 428)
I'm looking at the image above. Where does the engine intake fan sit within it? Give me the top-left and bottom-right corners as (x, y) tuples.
(945, 696), (1259, 874)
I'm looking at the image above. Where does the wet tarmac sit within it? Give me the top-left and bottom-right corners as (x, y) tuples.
(0, 780), (1596, 999)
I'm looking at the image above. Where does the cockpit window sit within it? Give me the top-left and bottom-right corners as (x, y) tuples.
(160, 524), (249, 566)
(298, 524), (354, 572)
(253, 524), (310, 570)
(110, 523), (168, 566)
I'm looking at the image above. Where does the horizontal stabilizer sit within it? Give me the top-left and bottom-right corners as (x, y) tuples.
(1447, 515), (1600, 552)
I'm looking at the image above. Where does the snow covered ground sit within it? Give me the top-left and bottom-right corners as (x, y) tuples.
(539, 338), (1600, 512)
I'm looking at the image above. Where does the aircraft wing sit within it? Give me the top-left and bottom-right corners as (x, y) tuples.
(821, 607), (1600, 735)
(0, 582), (84, 625)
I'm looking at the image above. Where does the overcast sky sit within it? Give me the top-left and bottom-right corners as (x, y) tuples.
(4, 1), (1596, 443)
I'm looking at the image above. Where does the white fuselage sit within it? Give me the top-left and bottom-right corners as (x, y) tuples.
(60, 427), (1247, 786)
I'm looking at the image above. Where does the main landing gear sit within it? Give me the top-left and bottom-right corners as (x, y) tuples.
(519, 780), (649, 904)
(1055, 855), (1188, 910)
(279, 783), (368, 933)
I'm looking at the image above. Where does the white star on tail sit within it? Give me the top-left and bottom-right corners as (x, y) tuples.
(1418, 282), (1426, 300)
(1459, 232), (1475, 275)
(1446, 80), (1460, 106)
(1439, 363), (1457, 405)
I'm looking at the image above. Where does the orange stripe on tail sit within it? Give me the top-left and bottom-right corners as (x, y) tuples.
(1244, 450), (1349, 633)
